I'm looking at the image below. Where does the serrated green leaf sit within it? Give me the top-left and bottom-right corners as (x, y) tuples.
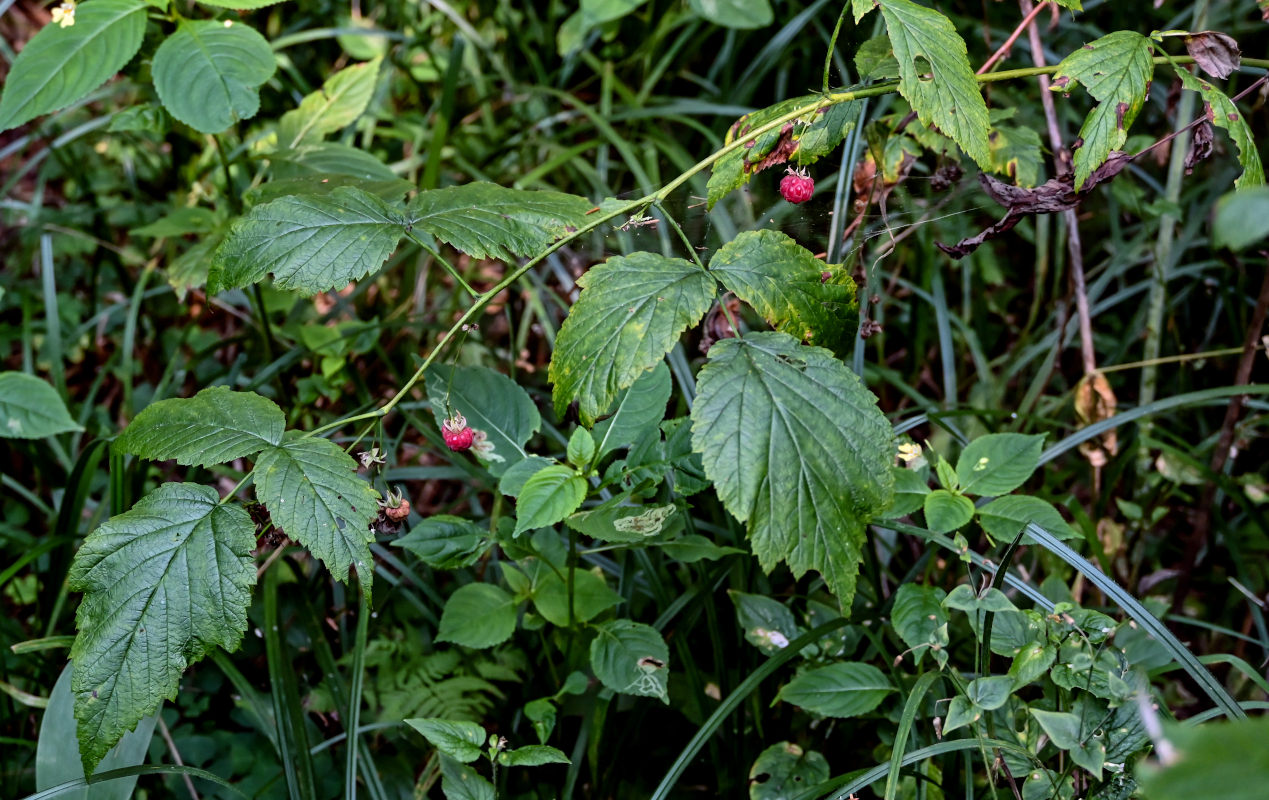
(567, 428), (596, 469)
(855, 35), (899, 80)
(882, 467), (931, 518)
(269, 143), (404, 183)
(405, 718), (487, 762)
(501, 745), (571, 767)
(567, 498), (682, 543)
(776, 662), (893, 718)
(253, 433), (380, 584)
(989, 122), (1044, 188)
(0, 0), (147, 133)
(208, 186), (410, 294)
(69, 483), (255, 773)
(878, 0), (992, 169)
(749, 742), (831, 800)
(592, 362), (672, 459)
(436, 583), (519, 649)
(505, 564), (621, 627)
(407, 184), (591, 261)
(498, 456), (555, 498)
(393, 515), (489, 570)
(550, 252), (716, 424)
(114, 386), (283, 467)
(589, 620), (669, 703)
(709, 230), (858, 352)
(426, 365), (541, 477)
(891, 583), (947, 666)
(924, 490), (974, 533)
(979, 495), (1078, 543)
(955, 433), (1045, 495)
(851, 0), (876, 23)
(513, 465), (588, 536)
(0, 372), (82, 438)
(707, 93), (862, 209)
(689, 0), (772, 29)
(1050, 31), (1153, 190)
(278, 57), (382, 149)
(152, 20), (276, 134)
(691, 332), (894, 604)
(1173, 68), (1265, 190)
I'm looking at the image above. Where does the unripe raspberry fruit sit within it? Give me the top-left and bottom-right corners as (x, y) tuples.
(442, 413), (474, 452)
(779, 167), (814, 204)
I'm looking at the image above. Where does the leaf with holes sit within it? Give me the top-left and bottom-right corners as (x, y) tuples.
(691, 332), (894, 605)
(878, 0), (992, 170)
(253, 433), (380, 585)
(152, 20), (276, 134)
(550, 252), (716, 424)
(68, 483), (255, 773)
(0, 372), (82, 438)
(408, 184), (591, 261)
(1173, 67), (1265, 190)
(0, 0), (147, 132)
(709, 230), (858, 353)
(114, 386), (284, 467)
(1050, 31), (1153, 190)
(208, 187), (410, 294)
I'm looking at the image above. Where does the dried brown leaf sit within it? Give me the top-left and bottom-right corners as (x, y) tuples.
(1184, 31), (1241, 80)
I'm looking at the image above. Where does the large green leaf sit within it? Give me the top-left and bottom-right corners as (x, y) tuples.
(592, 361), (672, 459)
(589, 620), (669, 703)
(1173, 68), (1265, 190)
(268, 143), (404, 183)
(0, 372), (82, 438)
(708, 230), (858, 352)
(393, 515), (489, 570)
(114, 386), (284, 467)
(513, 465), (588, 536)
(955, 433), (1044, 496)
(775, 662), (894, 717)
(426, 365), (541, 477)
(68, 483), (255, 772)
(278, 57), (383, 149)
(1050, 31), (1153, 190)
(978, 495), (1078, 542)
(405, 718), (487, 763)
(208, 186), (410, 294)
(550, 252), (716, 424)
(253, 433), (380, 584)
(152, 19), (276, 134)
(407, 184), (592, 261)
(436, 583), (519, 649)
(503, 563), (622, 627)
(0, 0), (147, 132)
(878, 0), (992, 169)
(749, 742), (830, 800)
(690, 332), (894, 604)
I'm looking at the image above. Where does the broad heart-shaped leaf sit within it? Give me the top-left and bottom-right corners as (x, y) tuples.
(1050, 31), (1153, 190)
(436, 583), (519, 649)
(0, 372), (81, 438)
(550, 252), (716, 424)
(407, 183), (591, 261)
(152, 19), (276, 134)
(878, 0), (992, 170)
(749, 743), (830, 800)
(592, 361), (672, 459)
(405, 718), (486, 763)
(114, 386), (284, 467)
(978, 495), (1079, 543)
(426, 364), (541, 477)
(278, 57), (383, 149)
(208, 186), (410, 294)
(68, 483), (255, 773)
(0, 0), (147, 132)
(253, 433), (380, 585)
(955, 432), (1044, 496)
(503, 563), (622, 627)
(707, 92), (863, 209)
(775, 662), (894, 718)
(589, 620), (669, 703)
(923, 489), (974, 533)
(512, 465), (588, 536)
(690, 332), (894, 605)
(1173, 68), (1265, 191)
(709, 230), (858, 353)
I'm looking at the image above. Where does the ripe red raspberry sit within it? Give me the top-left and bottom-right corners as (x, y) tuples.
(442, 413), (474, 451)
(779, 167), (814, 204)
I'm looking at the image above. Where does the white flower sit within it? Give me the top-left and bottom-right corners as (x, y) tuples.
(51, 1), (76, 28)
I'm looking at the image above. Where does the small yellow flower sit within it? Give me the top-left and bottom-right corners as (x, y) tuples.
(896, 442), (922, 463)
(51, 2), (76, 28)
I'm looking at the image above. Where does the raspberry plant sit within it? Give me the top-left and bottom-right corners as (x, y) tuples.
(2, 1), (1269, 799)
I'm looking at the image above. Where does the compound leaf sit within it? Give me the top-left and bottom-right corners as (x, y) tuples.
(254, 433), (380, 585)
(69, 483), (255, 773)
(691, 332), (894, 605)
(407, 184), (591, 261)
(879, 0), (992, 170)
(1173, 68), (1265, 190)
(0, 0), (147, 132)
(114, 386), (284, 467)
(208, 186), (410, 294)
(0, 372), (82, 438)
(152, 19), (276, 134)
(709, 230), (858, 352)
(550, 252), (716, 424)
(1050, 31), (1153, 190)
